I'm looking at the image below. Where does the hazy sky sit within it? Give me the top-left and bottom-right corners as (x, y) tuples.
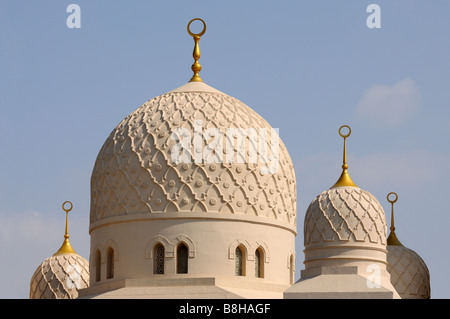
(1, 0), (449, 299)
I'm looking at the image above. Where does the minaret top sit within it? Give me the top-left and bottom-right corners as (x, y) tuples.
(387, 192), (403, 246)
(187, 18), (206, 83)
(330, 125), (358, 189)
(53, 201), (77, 255)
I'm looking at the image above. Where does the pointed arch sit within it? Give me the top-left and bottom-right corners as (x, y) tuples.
(255, 240), (270, 263)
(229, 239), (250, 277)
(106, 247), (114, 279)
(255, 247), (264, 278)
(288, 251), (296, 285)
(174, 235), (196, 258)
(145, 235), (174, 259)
(95, 249), (101, 282)
(153, 243), (165, 274)
(176, 243), (188, 274)
(228, 238), (250, 260)
(235, 245), (246, 276)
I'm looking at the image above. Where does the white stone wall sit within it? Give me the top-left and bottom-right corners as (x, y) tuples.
(89, 214), (295, 290)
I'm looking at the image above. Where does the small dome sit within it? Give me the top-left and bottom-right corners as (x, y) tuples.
(30, 201), (90, 299)
(90, 81), (297, 229)
(30, 253), (89, 299)
(301, 126), (391, 274)
(304, 126), (387, 248)
(385, 192), (431, 299)
(304, 186), (387, 247)
(387, 245), (430, 299)
(288, 126), (400, 299)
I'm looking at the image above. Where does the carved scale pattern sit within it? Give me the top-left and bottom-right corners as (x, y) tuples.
(29, 254), (90, 299)
(387, 245), (431, 299)
(90, 91), (296, 226)
(304, 187), (387, 245)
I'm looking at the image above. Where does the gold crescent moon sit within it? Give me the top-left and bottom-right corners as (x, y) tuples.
(62, 201), (73, 213)
(339, 125), (351, 139)
(387, 192), (398, 204)
(187, 18), (206, 37)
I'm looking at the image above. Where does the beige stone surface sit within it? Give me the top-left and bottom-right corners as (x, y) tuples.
(284, 266), (395, 299)
(387, 245), (431, 299)
(88, 217), (295, 293)
(302, 186), (390, 270)
(168, 81), (224, 94)
(30, 253), (90, 299)
(80, 276), (288, 299)
(304, 186), (387, 247)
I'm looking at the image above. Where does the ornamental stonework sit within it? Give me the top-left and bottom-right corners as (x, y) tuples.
(304, 187), (387, 245)
(30, 254), (90, 299)
(387, 245), (431, 299)
(90, 91), (296, 226)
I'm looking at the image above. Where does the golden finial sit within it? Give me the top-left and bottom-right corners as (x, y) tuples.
(330, 125), (358, 188)
(187, 18), (206, 82)
(386, 192), (403, 246)
(53, 201), (77, 255)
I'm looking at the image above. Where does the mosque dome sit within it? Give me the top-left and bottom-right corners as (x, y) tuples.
(90, 79), (296, 227)
(385, 193), (431, 299)
(304, 186), (387, 248)
(285, 125), (400, 299)
(303, 126), (388, 269)
(84, 19), (297, 298)
(30, 202), (90, 299)
(89, 19), (296, 229)
(29, 253), (90, 299)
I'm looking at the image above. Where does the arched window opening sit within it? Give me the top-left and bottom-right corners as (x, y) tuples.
(95, 250), (101, 282)
(290, 254), (295, 284)
(177, 243), (188, 274)
(106, 247), (114, 279)
(255, 248), (264, 278)
(235, 245), (245, 276)
(153, 243), (165, 274)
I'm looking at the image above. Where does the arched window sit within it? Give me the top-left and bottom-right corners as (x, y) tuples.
(95, 250), (101, 282)
(177, 243), (188, 274)
(290, 254), (295, 284)
(106, 247), (114, 279)
(153, 243), (165, 274)
(255, 248), (264, 278)
(235, 245), (245, 276)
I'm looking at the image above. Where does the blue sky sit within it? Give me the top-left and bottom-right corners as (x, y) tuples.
(1, 0), (449, 298)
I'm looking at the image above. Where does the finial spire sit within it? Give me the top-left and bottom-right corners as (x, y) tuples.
(387, 192), (403, 246)
(187, 18), (206, 82)
(330, 125), (357, 188)
(53, 201), (77, 255)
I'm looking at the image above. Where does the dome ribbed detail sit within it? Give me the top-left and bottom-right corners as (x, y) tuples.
(90, 83), (296, 229)
(387, 245), (431, 299)
(30, 253), (90, 299)
(304, 187), (387, 246)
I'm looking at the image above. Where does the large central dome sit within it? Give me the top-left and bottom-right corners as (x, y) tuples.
(83, 19), (297, 298)
(90, 81), (296, 230)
